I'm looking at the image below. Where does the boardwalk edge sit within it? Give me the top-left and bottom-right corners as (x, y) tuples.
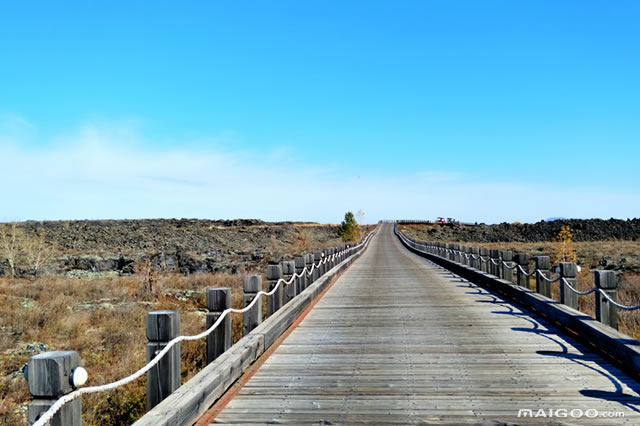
(134, 235), (374, 426)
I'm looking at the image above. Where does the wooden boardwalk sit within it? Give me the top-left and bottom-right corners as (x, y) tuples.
(211, 224), (640, 424)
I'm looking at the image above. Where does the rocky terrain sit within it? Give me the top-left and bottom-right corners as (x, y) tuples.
(400, 218), (640, 243)
(1, 219), (346, 278)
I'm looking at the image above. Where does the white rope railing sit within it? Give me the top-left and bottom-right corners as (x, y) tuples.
(537, 269), (562, 283)
(33, 231), (376, 426)
(516, 264), (536, 277)
(394, 228), (640, 312)
(560, 277), (598, 296)
(502, 261), (518, 270)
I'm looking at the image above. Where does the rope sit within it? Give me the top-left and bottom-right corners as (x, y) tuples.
(536, 270), (562, 283)
(560, 277), (598, 296)
(599, 290), (640, 311)
(516, 264), (536, 277)
(33, 232), (376, 426)
(501, 261), (517, 270)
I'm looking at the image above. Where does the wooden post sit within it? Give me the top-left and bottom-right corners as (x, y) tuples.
(490, 249), (500, 276)
(534, 256), (551, 298)
(243, 274), (262, 335)
(453, 244), (460, 263)
(281, 260), (296, 304)
(305, 254), (315, 285)
(146, 310), (181, 409)
(514, 253), (530, 288)
(479, 248), (489, 273)
(206, 288), (231, 364)
(322, 249), (328, 275)
(27, 351), (82, 426)
(471, 247), (479, 269)
(466, 246), (473, 267)
(595, 270), (618, 329)
(266, 264), (283, 316)
(500, 250), (513, 282)
(559, 262), (579, 310)
(295, 256), (306, 293)
(313, 252), (322, 281)
(460, 245), (467, 265)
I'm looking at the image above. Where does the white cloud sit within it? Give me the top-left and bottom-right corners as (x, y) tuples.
(0, 120), (638, 223)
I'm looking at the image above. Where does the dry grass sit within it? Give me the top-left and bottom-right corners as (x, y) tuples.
(0, 272), (250, 425)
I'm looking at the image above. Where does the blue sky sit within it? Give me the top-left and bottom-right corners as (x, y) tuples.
(1, 1), (639, 223)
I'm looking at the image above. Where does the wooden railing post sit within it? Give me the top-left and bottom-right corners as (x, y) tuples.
(460, 245), (467, 265)
(281, 260), (296, 304)
(305, 254), (315, 285)
(479, 248), (489, 273)
(453, 244), (460, 263)
(322, 249), (328, 275)
(206, 288), (231, 364)
(313, 252), (322, 281)
(26, 351), (82, 426)
(559, 262), (579, 310)
(243, 274), (262, 335)
(465, 246), (472, 266)
(500, 250), (513, 282)
(515, 253), (530, 288)
(267, 263), (283, 316)
(534, 256), (551, 297)
(146, 310), (181, 409)
(471, 247), (479, 269)
(295, 256), (306, 293)
(595, 270), (618, 329)
(490, 250), (500, 276)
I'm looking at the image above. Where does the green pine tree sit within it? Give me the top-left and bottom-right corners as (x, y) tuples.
(339, 212), (361, 242)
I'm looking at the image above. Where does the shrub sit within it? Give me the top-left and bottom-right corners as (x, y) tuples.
(552, 225), (577, 264)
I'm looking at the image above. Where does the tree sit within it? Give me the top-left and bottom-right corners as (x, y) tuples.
(0, 223), (52, 277)
(552, 225), (577, 264)
(0, 223), (19, 277)
(339, 212), (361, 242)
(356, 209), (365, 224)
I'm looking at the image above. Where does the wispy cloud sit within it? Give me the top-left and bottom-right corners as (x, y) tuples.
(0, 119), (638, 223)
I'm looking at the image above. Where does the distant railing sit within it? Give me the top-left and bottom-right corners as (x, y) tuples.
(394, 225), (638, 331)
(394, 219), (476, 225)
(25, 230), (377, 426)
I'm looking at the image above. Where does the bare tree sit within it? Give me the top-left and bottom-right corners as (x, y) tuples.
(0, 223), (19, 277)
(356, 209), (365, 225)
(23, 230), (51, 276)
(0, 223), (53, 277)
